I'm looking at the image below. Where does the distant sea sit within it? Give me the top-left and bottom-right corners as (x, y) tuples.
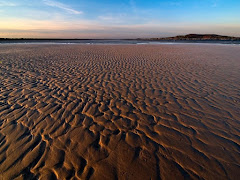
(0, 39), (240, 45)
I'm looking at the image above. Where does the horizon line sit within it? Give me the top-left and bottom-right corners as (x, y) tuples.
(1, 33), (240, 40)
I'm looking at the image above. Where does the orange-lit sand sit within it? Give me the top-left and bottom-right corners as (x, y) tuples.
(0, 44), (239, 179)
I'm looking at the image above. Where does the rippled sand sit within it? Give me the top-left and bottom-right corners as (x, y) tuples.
(0, 44), (239, 180)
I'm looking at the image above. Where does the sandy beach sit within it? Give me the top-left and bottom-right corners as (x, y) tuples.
(0, 44), (239, 179)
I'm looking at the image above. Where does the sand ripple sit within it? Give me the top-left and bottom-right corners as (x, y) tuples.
(0, 44), (240, 179)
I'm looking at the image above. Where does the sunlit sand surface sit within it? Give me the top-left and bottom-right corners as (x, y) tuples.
(0, 44), (239, 179)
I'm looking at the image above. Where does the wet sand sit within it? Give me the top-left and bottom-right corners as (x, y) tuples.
(0, 44), (239, 179)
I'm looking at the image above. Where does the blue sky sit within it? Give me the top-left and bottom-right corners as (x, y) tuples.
(0, 0), (240, 38)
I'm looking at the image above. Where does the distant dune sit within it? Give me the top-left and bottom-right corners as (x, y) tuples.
(0, 44), (239, 179)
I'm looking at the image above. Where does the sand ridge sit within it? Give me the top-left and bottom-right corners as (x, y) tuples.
(0, 44), (239, 179)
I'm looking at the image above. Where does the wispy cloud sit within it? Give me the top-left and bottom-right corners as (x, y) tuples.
(42, 0), (83, 15)
(98, 16), (115, 21)
(98, 14), (128, 24)
(0, 1), (17, 7)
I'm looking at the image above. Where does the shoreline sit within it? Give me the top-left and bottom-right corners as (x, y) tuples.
(1, 38), (240, 45)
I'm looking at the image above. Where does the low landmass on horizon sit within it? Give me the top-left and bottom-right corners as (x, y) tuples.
(148, 34), (240, 41)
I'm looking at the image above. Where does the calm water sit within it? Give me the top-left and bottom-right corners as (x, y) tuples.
(1, 39), (240, 45)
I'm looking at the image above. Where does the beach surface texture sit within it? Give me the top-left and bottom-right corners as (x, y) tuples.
(0, 44), (239, 179)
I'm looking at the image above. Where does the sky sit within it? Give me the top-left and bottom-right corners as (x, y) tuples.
(0, 0), (240, 38)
